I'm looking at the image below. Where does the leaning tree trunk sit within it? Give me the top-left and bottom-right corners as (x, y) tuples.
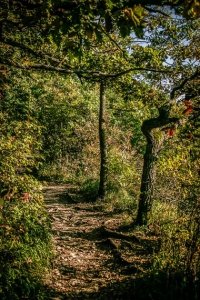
(135, 115), (179, 225)
(98, 80), (108, 199)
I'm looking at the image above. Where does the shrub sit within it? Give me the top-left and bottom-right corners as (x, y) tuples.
(0, 113), (53, 299)
(0, 195), (52, 300)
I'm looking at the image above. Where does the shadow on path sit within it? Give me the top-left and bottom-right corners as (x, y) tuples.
(43, 184), (182, 300)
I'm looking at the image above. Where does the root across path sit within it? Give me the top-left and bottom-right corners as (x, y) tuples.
(43, 184), (160, 300)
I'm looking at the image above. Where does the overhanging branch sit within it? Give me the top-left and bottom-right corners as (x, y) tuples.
(170, 68), (200, 99)
(1, 56), (172, 80)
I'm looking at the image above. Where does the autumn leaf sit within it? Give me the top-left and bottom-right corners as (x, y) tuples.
(168, 128), (174, 136)
(183, 107), (193, 114)
(183, 99), (194, 114)
(184, 100), (194, 108)
(189, 132), (194, 140)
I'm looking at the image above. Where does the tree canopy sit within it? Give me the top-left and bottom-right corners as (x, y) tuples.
(1, 0), (200, 76)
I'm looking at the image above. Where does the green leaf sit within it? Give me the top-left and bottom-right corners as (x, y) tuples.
(0, 198), (4, 207)
(134, 26), (144, 38)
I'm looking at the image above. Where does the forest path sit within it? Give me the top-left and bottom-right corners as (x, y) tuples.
(43, 184), (159, 300)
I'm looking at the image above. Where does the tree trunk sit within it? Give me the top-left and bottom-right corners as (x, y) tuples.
(98, 80), (108, 199)
(135, 115), (179, 225)
(136, 128), (164, 225)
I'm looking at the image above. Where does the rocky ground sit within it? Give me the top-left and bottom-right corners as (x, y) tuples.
(43, 184), (160, 300)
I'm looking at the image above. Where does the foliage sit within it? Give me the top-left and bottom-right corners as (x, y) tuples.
(80, 179), (99, 202)
(1, 1), (195, 51)
(147, 200), (200, 300)
(0, 104), (52, 299)
(146, 124), (200, 299)
(33, 75), (100, 183)
(1, 0), (199, 85)
(0, 198), (52, 300)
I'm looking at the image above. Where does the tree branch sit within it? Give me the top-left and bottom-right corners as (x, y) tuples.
(1, 38), (73, 69)
(142, 117), (179, 132)
(170, 68), (200, 99)
(0, 58), (74, 74)
(1, 38), (44, 58)
(144, 6), (170, 17)
(0, 56), (172, 80)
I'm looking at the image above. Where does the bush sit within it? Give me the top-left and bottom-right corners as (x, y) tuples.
(148, 198), (200, 300)
(80, 178), (99, 201)
(0, 195), (52, 300)
(0, 113), (53, 299)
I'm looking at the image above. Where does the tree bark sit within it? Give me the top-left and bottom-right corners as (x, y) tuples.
(98, 80), (108, 199)
(135, 115), (179, 225)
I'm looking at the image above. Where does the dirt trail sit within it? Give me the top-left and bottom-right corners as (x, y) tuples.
(43, 185), (159, 300)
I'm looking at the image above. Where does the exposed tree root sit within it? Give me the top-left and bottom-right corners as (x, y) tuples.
(94, 226), (140, 242)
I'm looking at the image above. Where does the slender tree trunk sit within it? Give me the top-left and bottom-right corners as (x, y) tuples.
(98, 80), (108, 199)
(135, 115), (179, 225)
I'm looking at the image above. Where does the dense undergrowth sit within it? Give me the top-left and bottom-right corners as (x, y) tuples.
(147, 201), (200, 300)
(0, 197), (52, 300)
(0, 113), (53, 299)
